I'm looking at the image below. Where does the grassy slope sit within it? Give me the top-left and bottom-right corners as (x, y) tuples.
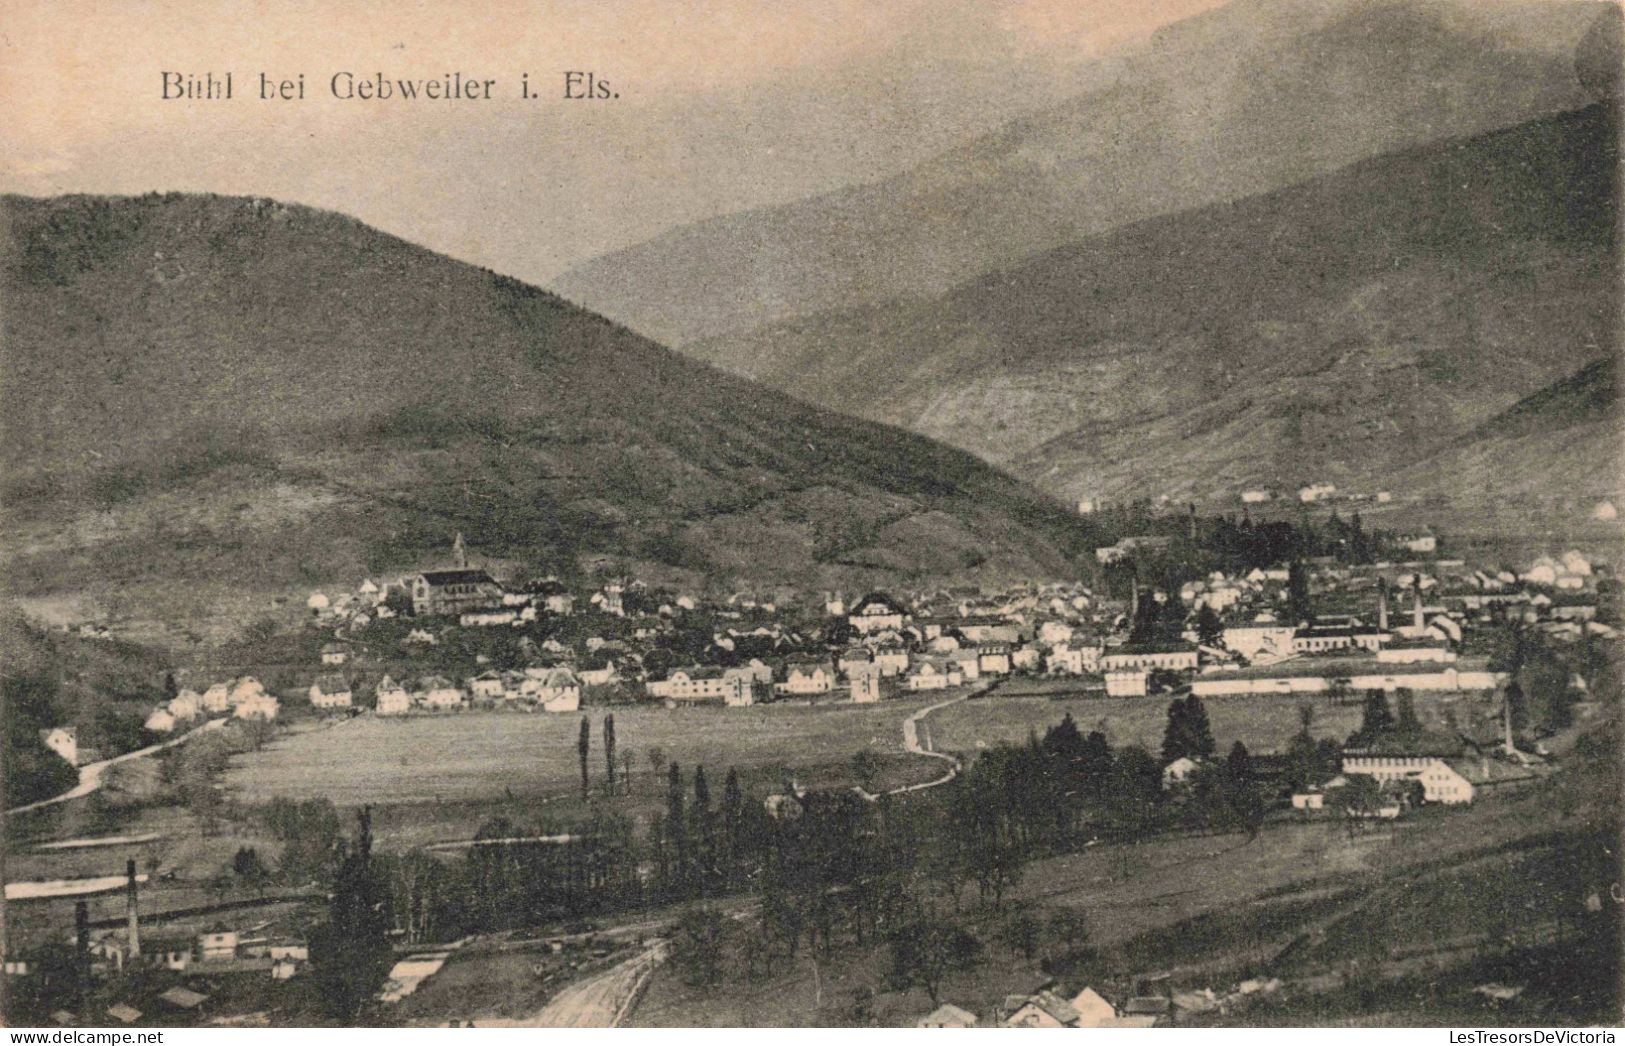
(555, 0), (1614, 346)
(0, 193), (1092, 636)
(684, 102), (1621, 520)
(0, 610), (170, 806)
(630, 714), (1620, 1027)
(219, 700), (943, 847)
(1387, 355), (1620, 518)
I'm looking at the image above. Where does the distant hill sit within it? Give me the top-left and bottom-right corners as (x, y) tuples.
(0, 194), (1093, 636)
(554, 0), (1616, 346)
(1388, 356), (1620, 519)
(673, 101), (1621, 522)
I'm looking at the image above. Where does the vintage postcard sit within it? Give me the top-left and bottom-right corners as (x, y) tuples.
(1, 0), (1620, 1032)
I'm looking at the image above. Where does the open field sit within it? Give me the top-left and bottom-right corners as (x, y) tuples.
(924, 686), (1490, 757)
(222, 699), (947, 836)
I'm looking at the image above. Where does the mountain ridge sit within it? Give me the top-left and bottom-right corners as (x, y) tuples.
(553, 0), (1617, 347)
(674, 100), (1621, 520)
(0, 192), (1095, 636)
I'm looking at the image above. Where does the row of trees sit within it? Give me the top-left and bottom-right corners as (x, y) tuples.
(302, 694), (1394, 1018)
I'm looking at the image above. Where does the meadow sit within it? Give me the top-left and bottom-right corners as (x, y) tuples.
(925, 686), (1490, 757)
(222, 699), (944, 822)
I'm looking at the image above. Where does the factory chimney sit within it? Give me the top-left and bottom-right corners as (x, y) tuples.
(1412, 580), (1424, 631)
(74, 900), (89, 966)
(1377, 579), (1390, 632)
(125, 858), (140, 959)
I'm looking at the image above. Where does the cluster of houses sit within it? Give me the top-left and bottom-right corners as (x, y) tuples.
(141, 676), (279, 737)
(920, 984), (1173, 1028)
(146, 536), (1611, 729)
(30, 863), (311, 1028)
(641, 592), (1034, 706)
(87, 921), (307, 984)
(370, 667), (582, 715)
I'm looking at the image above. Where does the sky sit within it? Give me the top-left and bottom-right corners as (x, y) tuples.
(0, 0), (1229, 284)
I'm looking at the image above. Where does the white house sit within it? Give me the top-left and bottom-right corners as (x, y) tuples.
(848, 593), (907, 634)
(308, 675), (353, 709)
(532, 668), (582, 712)
(319, 643), (350, 666)
(468, 670), (507, 700)
(579, 663), (617, 686)
(976, 644), (1013, 676)
(783, 662), (836, 695)
(1402, 533), (1438, 554)
(1037, 620), (1075, 647)
(1162, 756), (1201, 791)
(1069, 988), (1118, 1028)
(904, 659), (962, 691)
(647, 668), (747, 705)
(234, 694), (280, 721)
(198, 926), (239, 962)
(375, 677), (411, 716)
(873, 644), (911, 677)
(201, 683), (232, 713)
(144, 708), (177, 733)
(1222, 624), (1296, 663)
(1047, 639), (1103, 675)
(228, 677), (267, 707)
(1341, 752), (1475, 804)
(1004, 991), (1080, 1028)
(416, 677), (466, 711)
(168, 689), (203, 719)
(1291, 790), (1327, 811)
(40, 726), (79, 765)
(948, 650), (982, 682)
(1298, 482), (1337, 503)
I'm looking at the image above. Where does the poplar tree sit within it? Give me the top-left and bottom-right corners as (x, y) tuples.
(577, 715), (591, 798)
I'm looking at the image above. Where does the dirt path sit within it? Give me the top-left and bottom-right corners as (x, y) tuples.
(478, 941), (668, 1028)
(856, 688), (978, 801)
(7, 717), (227, 816)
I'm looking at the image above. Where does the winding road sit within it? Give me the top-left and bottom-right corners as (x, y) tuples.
(454, 691), (981, 1027)
(475, 941), (668, 1028)
(7, 717), (227, 816)
(856, 688), (977, 801)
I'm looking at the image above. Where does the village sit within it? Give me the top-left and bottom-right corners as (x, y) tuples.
(6, 505), (1618, 1028)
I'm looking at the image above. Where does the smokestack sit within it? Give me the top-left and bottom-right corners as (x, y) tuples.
(75, 900), (89, 964)
(1378, 580), (1389, 632)
(125, 858), (140, 959)
(1504, 694), (1516, 757)
(1412, 582), (1424, 631)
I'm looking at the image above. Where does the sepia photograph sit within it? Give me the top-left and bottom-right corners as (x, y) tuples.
(0, 0), (1620, 1031)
